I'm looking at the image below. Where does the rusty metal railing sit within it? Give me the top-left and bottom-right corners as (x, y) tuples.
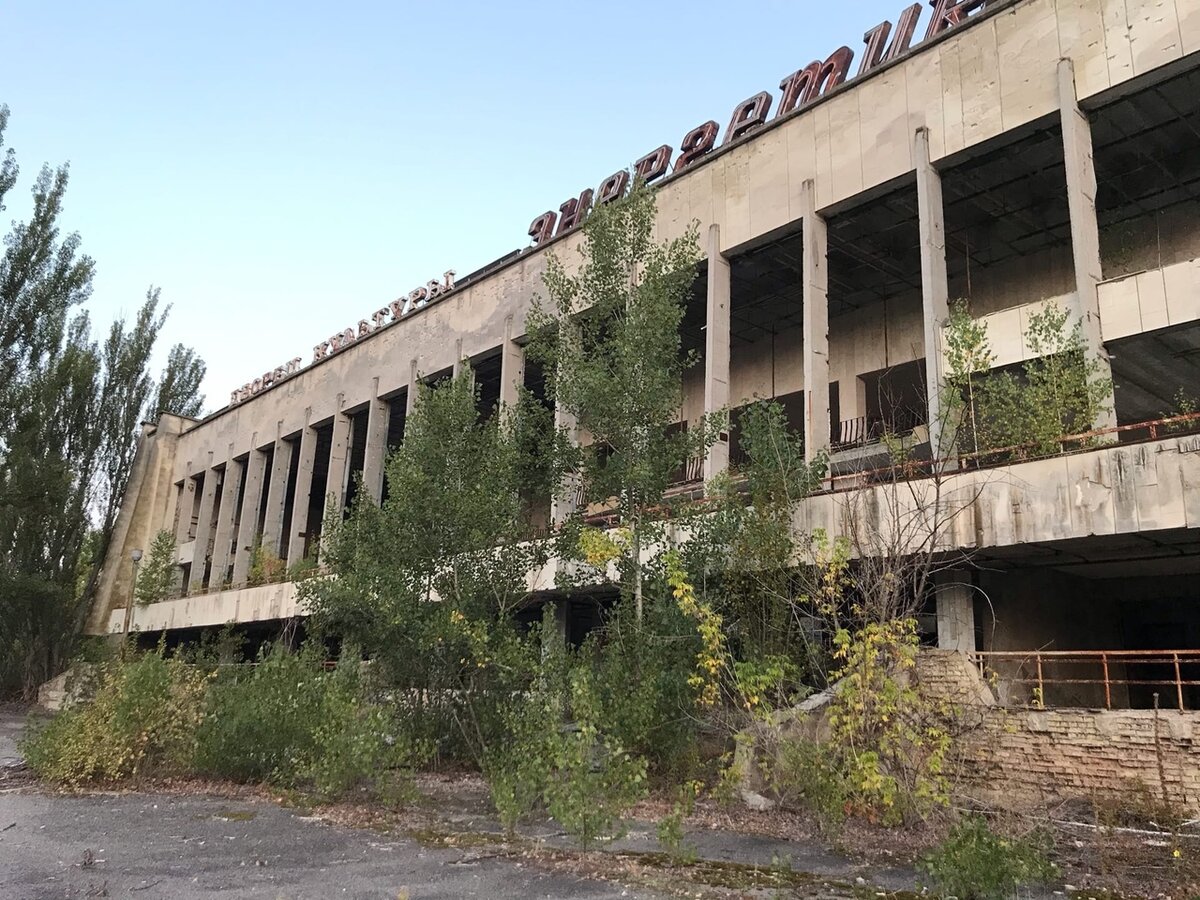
(969, 649), (1200, 711)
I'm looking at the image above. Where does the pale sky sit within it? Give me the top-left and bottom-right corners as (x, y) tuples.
(2, 1), (907, 412)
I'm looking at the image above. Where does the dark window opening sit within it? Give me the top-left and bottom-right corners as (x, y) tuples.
(380, 391), (408, 505)
(472, 352), (503, 422)
(279, 437), (301, 559)
(343, 409), (369, 515)
(254, 444), (274, 544)
(303, 424), (335, 560)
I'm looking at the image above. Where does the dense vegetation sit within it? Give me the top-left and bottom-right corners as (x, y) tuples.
(0, 105), (206, 698)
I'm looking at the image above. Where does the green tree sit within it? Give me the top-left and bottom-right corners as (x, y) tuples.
(135, 530), (178, 606)
(151, 343), (206, 419)
(526, 181), (708, 623)
(302, 370), (558, 765)
(0, 105), (206, 697)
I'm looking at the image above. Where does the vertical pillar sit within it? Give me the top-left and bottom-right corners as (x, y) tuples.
(551, 404), (580, 526)
(324, 402), (352, 520)
(361, 380), (390, 505)
(935, 571), (976, 653)
(500, 316), (525, 409)
(260, 433), (293, 559)
(407, 359), (419, 415)
(207, 450), (243, 590)
(801, 180), (831, 463)
(188, 461), (219, 592)
(1058, 58), (1118, 433)
(704, 223), (731, 484)
(286, 419), (317, 566)
(232, 441), (268, 585)
(171, 480), (192, 544)
(915, 127), (954, 460)
(453, 338), (464, 379)
(170, 479), (192, 596)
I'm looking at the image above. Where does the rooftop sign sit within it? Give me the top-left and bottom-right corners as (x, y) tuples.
(526, 0), (989, 245)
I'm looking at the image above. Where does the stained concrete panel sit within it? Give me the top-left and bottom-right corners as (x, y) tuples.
(747, 129), (791, 239)
(1135, 269), (1170, 332)
(857, 66), (912, 192)
(784, 113), (818, 222)
(1055, 0), (1110, 100)
(997, 1), (1061, 126)
(722, 150), (753, 251)
(904, 44), (946, 161)
(1125, 0), (1183, 77)
(1101, 0), (1138, 86)
(959, 19), (1006, 149)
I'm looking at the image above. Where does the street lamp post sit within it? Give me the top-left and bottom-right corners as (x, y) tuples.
(122, 548), (144, 642)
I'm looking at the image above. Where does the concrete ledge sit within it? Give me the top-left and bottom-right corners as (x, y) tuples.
(106, 581), (301, 634)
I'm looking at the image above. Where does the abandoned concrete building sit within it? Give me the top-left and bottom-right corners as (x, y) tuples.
(88, 0), (1200, 724)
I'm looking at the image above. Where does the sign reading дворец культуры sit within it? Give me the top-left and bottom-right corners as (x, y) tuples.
(228, 270), (455, 407)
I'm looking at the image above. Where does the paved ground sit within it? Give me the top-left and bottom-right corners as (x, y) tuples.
(0, 790), (651, 900)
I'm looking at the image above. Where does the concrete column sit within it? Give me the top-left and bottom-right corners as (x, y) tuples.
(188, 462), (219, 592)
(260, 434), (293, 559)
(1058, 58), (1118, 433)
(453, 338), (465, 379)
(324, 401), (352, 520)
(551, 404), (580, 526)
(286, 421), (318, 566)
(361, 381), (390, 505)
(231, 443), (268, 585)
(500, 316), (525, 409)
(207, 451), (243, 590)
(935, 571), (976, 653)
(915, 127), (954, 460)
(801, 180), (830, 463)
(407, 359), (419, 415)
(171, 479), (193, 545)
(704, 223), (731, 484)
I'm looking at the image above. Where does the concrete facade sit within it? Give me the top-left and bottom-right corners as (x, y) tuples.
(89, 0), (1200, 688)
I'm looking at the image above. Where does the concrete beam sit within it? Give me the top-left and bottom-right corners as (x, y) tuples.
(231, 443), (268, 585)
(361, 380), (390, 506)
(207, 451), (243, 590)
(260, 433), (293, 560)
(915, 127), (953, 460)
(801, 180), (830, 463)
(188, 461), (219, 592)
(1058, 58), (1118, 433)
(704, 223), (731, 485)
(500, 316), (525, 410)
(936, 571), (976, 653)
(286, 420), (318, 566)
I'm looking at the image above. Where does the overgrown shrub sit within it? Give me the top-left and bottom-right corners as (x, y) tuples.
(194, 644), (421, 798)
(22, 647), (206, 787)
(920, 814), (1057, 899)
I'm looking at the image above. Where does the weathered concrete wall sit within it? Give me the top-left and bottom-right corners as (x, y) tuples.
(794, 433), (1200, 558)
(1098, 255), (1200, 340)
(84, 415), (189, 635)
(106, 580), (302, 635)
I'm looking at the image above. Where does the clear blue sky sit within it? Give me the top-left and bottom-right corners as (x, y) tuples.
(2, 1), (906, 410)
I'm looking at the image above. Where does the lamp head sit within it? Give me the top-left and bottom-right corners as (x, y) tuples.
(131, 549), (144, 563)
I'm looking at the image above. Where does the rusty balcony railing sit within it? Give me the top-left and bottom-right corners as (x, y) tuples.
(969, 649), (1200, 711)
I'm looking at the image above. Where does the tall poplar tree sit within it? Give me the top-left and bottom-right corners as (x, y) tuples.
(0, 105), (207, 697)
(526, 181), (708, 623)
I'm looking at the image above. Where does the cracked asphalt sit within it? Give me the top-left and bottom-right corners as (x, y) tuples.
(0, 789), (649, 900)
